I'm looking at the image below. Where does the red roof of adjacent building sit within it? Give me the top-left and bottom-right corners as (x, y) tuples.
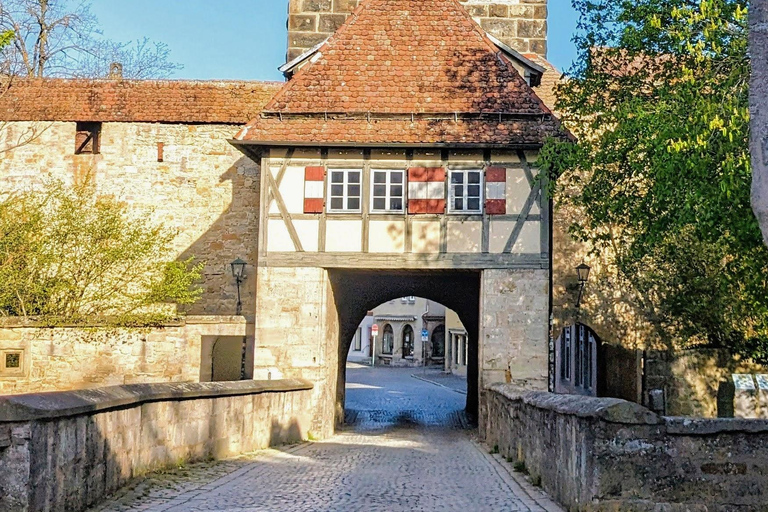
(0, 79), (282, 124)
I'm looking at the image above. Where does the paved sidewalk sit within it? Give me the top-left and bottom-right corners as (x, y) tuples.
(88, 368), (563, 512)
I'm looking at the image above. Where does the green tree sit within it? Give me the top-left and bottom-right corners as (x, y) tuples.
(543, 0), (768, 360)
(0, 179), (203, 325)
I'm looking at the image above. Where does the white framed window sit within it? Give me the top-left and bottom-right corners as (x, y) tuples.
(370, 169), (405, 213)
(328, 169), (362, 212)
(448, 169), (483, 214)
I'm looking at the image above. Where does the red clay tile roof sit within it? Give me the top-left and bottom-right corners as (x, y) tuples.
(236, 0), (565, 147)
(237, 115), (562, 147)
(0, 79), (283, 124)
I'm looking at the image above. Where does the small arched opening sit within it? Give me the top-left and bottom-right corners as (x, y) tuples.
(402, 324), (414, 358)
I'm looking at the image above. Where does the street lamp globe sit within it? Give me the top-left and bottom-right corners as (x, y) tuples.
(231, 258), (247, 280)
(576, 263), (591, 284)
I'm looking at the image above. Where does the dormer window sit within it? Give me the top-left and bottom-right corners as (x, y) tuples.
(75, 122), (101, 155)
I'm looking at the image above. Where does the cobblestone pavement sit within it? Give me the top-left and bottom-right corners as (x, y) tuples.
(88, 368), (563, 512)
(409, 367), (469, 395)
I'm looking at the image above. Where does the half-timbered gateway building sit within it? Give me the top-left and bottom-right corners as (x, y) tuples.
(0, 0), (564, 434)
(232, 0), (566, 426)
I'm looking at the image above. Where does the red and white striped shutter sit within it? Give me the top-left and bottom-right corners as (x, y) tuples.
(408, 167), (446, 214)
(485, 167), (506, 215)
(304, 166), (325, 214)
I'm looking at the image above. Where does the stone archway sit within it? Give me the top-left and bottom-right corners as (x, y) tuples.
(328, 269), (481, 426)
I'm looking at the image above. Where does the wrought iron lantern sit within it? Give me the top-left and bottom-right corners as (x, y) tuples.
(575, 262), (591, 309)
(230, 258), (247, 315)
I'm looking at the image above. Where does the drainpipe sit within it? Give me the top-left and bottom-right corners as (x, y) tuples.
(548, 191), (555, 393)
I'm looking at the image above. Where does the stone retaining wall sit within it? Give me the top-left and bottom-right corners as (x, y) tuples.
(0, 316), (255, 395)
(484, 383), (768, 511)
(0, 379), (313, 512)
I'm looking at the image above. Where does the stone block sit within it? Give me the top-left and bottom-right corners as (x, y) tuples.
(465, 5), (488, 16)
(289, 14), (317, 32)
(319, 13), (348, 33)
(334, 0), (359, 12)
(528, 38), (547, 56)
(517, 19), (547, 39)
(489, 4), (508, 17)
(302, 0), (332, 12)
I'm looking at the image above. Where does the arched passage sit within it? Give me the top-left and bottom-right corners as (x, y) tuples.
(329, 269), (481, 426)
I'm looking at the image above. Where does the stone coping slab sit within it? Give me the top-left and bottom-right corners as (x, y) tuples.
(664, 416), (768, 435)
(0, 379), (313, 423)
(489, 383), (768, 433)
(488, 383), (661, 425)
(0, 314), (255, 328)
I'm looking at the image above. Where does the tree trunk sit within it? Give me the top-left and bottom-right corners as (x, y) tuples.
(751, 0), (768, 245)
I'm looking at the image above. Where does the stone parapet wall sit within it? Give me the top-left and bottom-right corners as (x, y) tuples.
(485, 384), (768, 511)
(0, 379), (313, 512)
(287, 0), (548, 62)
(0, 316), (252, 395)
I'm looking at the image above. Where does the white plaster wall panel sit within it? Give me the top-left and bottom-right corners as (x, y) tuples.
(411, 150), (443, 167)
(491, 150), (522, 163)
(329, 148), (365, 159)
(449, 150), (484, 162)
(524, 150), (539, 163)
(505, 168), (540, 215)
(412, 220), (441, 253)
(489, 220), (541, 254)
(489, 220), (514, 253)
(371, 150), (408, 162)
(294, 219), (320, 252)
(277, 166), (306, 214)
(267, 219), (296, 252)
(517, 221), (541, 254)
(447, 220), (483, 253)
(368, 220), (406, 253)
(269, 148), (322, 160)
(326, 220), (363, 252)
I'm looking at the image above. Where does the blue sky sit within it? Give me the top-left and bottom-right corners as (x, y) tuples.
(91, 0), (579, 81)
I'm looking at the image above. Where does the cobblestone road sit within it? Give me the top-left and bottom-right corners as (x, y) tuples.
(89, 367), (563, 512)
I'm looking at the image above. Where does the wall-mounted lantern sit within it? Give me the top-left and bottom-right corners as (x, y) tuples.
(575, 262), (591, 309)
(231, 258), (247, 315)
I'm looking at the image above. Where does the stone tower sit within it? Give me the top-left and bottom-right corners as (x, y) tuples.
(287, 0), (547, 62)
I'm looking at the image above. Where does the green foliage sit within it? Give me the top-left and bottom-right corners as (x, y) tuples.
(0, 179), (203, 325)
(542, 0), (768, 359)
(0, 29), (12, 49)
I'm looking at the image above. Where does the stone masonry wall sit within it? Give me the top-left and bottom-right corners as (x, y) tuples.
(485, 384), (768, 511)
(0, 317), (253, 396)
(287, 0), (548, 62)
(0, 121), (259, 317)
(479, 268), (549, 426)
(0, 380), (313, 512)
(480, 269), (549, 387)
(254, 267), (339, 438)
